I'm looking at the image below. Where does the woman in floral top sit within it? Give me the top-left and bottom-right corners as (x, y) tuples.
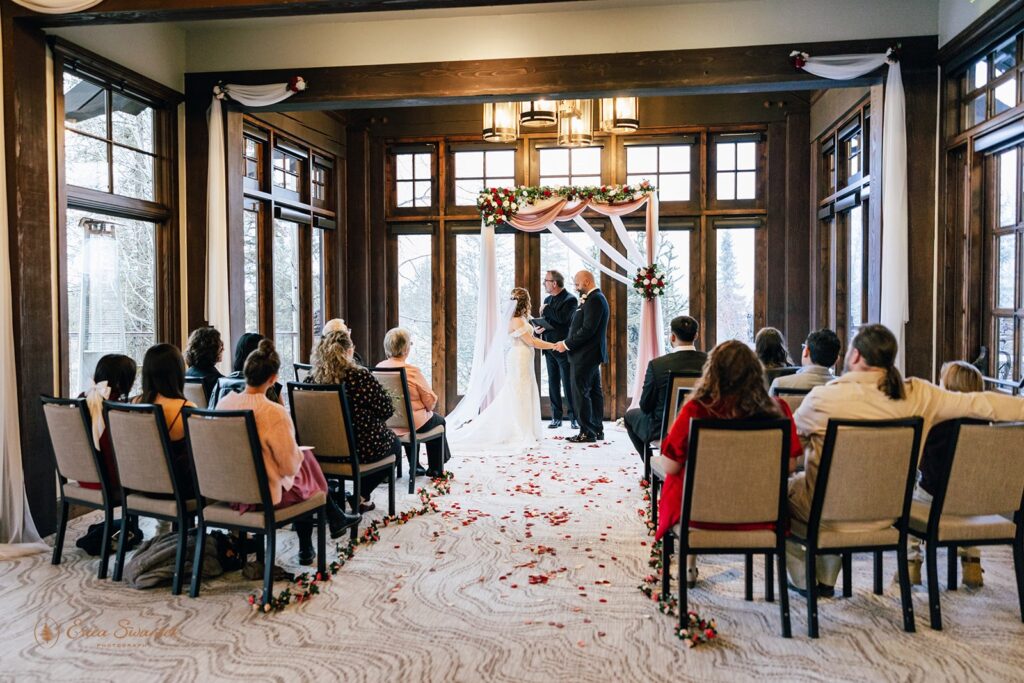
(308, 329), (400, 512)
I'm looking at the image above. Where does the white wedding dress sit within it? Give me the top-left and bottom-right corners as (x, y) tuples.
(447, 316), (544, 453)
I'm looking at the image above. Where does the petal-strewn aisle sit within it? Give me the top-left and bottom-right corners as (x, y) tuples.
(2, 428), (1023, 681)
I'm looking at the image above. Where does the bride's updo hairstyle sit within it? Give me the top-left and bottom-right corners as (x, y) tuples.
(511, 287), (531, 319)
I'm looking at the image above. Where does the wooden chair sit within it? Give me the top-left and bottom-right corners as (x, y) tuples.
(294, 362), (312, 383)
(183, 407), (328, 604)
(288, 382), (397, 539)
(372, 367), (445, 494)
(764, 366), (801, 386)
(660, 417), (793, 638)
(40, 396), (120, 579)
(104, 401), (198, 595)
(643, 371), (701, 482)
(908, 420), (1024, 630)
(183, 377), (209, 409)
(771, 386), (812, 414)
(788, 417), (923, 638)
(209, 376), (247, 409)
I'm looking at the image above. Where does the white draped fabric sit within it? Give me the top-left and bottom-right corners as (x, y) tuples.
(206, 82), (303, 373)
(0, 7), (47, 558)
(796, 50), (909, 372)
(10, 0), (101, 12)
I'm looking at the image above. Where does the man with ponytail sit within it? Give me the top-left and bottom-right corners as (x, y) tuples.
(786, 324), (1024, 594)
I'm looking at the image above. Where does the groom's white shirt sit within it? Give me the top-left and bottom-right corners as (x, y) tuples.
(562, 286), (599, 351)
(673, 344), (696, 352)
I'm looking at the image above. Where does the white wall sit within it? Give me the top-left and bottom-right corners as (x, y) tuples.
(939, 0), (1001, 46)
(47, 23), (186, 92)
(183, 0), (938, 73)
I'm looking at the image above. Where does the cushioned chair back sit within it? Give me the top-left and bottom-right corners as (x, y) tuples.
(185, 411), (263, 505)
(210, 377), (247, 409)
(294, 363), (312, 383)
(42, 399), (101, 484)
(943, 423), (1024, 517)
(688, 421), (787, 525)
(105, 404), (175, 495)
(765, 366), (800, 384)
(183, 379), (208, 409)
(666, 375), (697, 418)
(820, 423), (918, 523)
(290, 386), (353, 459)
(371, 369), (413, 433)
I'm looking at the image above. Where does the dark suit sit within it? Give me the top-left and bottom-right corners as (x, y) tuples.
(624, 348), (708, 458)
(563, 288), (610, 437)
(539, 288), (578, 421)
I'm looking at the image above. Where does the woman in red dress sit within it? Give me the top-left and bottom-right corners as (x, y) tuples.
(655, 340), (803, 587)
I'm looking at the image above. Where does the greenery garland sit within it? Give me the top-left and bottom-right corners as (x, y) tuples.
(476, 181), (655, 226)
(248, 472), (455, 612)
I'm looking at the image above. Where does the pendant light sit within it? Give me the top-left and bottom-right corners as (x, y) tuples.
(482, 102), (519, 143)
(520, 99), (557, 127)
(599, 97), (639, 133)
(556, 99), (593, 148)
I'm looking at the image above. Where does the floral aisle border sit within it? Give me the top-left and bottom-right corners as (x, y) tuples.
(248, 472), (454, 612)
(636, 479), (719, 647)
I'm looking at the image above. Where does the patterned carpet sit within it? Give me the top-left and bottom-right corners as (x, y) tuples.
(2, 426), (1023, 682)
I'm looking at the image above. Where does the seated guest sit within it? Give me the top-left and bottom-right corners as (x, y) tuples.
(321, 318), (366, 366)
(623, 315), (708, 460)
(184, 326), (224, 401)
(217, 339), (356, 565)
(229, 332), (282, 404)
(910, 360), (985, 587)
(308, 329), (401, 513)
(755, 326), (793, 370)
(376, 327), (451, 478)
(655, 340), (802, 588)
(769, 328), (840, 394)
(132, 344), (196, 497)
(80, 354), (137, 491)
(788, 324), (1024, 596)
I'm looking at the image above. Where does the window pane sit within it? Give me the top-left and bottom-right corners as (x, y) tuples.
(716, 228), (755, 344)
(65, 130), (109, 192)
(736, 171), (756, 200)
(312, 228), (324, 338)
(273, 219), (300, 374)
(396, 181), (414, 208)
(1000, 149), (1018, 227)
(63, 73), (106, 137)
(540, 176), (569, 187)
(456, 233), (515, 394)
(996, 316), (1014, 380)
(243, 203), (259, 333)
(455, 180), (482, 206)
(848, 205), (864, 333)
(994, 78), (1016, 115)
(112, 146), (155, 201)
(66, 208), (155, 395)
(658, 173), (689, 201)
(971, 58), (989, 89)
(111, 92), (154, 153)
(455, 151), (483, 179)
(997, 234), (1016, 309)
(660, 145), (690, 173)
(736, 142), (756, 170)
(572, 175), (601, 186)
(717, 172), (736, 200)
(571, 148), (601, 176)
(487, 150), (515, 179)
(414, 153), (431, 179)
(717, 143), (736, 171)
(626, 146), (657, 174)
(967, 93), (987, 127)
(414, 181), (432, 207)
(539, 148), (569, 177)
(396, 154), (414, 181)
(489, 177), (515, 190)
(994, 40), (1016, 77)
(398, 234), (433, 387)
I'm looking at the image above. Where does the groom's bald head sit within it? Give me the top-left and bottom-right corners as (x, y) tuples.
(574, 270), (595, 292)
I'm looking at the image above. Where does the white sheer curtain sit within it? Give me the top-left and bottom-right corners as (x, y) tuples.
(794, 49), (909, 371)
(206, 81), (304, 372)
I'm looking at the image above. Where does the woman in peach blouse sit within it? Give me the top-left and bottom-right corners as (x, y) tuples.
(376, 327), (451, 477)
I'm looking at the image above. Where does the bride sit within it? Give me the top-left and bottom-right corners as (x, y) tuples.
(447, 287), (556, 451)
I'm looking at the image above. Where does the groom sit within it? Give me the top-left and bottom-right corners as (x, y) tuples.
(554, 270), (609, 443)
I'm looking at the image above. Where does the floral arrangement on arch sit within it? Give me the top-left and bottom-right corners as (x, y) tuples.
(633, 264), (666, 300)
(476, 180), (656, 226)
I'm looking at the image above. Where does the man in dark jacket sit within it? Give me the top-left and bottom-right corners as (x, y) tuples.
(624, 315), (707, 459)
(555, 271), (610, 443)
(535, 270), (578, 429)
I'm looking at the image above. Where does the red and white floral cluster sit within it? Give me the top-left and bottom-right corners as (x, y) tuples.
(633, 264), (666, 301)
(477, 181), (656, 226)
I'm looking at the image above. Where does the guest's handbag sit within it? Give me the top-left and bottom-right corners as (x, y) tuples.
(75, 519), (143, 556)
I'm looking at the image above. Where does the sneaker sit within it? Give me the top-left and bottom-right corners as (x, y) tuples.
(962, 557), (984, 588)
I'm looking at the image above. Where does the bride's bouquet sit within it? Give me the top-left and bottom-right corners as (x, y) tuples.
(633, 264), (666, 300)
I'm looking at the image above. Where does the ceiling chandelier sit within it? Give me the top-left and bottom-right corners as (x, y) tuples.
(482, 96), (638, 147)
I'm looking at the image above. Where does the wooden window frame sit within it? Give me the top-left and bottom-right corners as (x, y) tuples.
(959, 33), (1023, 133)
(707, 132), (766, 211)
(619, 136), (699, 211)
(446, 142), (520, 210)
(531, 140), (609, 187)
(387, 143), (439, 217)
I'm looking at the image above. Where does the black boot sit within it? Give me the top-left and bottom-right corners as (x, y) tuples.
(294, 521), (315, 566)
(326, 497), (360, 539)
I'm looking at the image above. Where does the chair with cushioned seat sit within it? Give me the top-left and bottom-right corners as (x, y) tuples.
(294, 362), (312, 383)
(41, 396), (121, 579)
(764, 366), (800, 386)
(288, 382), (396, 538)
(660, 417), (793, 638)
(372, 367), (445, 494)
(208, 376), (247, 409)
(770, 386), (811, 413)
(104, 401), (198, 595)
(183, 407), (328, 604)
(907, 420), (1024, 630)
(788, 417), (923, 638)
(183, 377), (209, 409)
(648, 376), (697, 529)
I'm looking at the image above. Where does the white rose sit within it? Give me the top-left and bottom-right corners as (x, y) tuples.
(511, 203), (518, 211)
(644, 278), (651, 285)
(503, 200), (510, 208)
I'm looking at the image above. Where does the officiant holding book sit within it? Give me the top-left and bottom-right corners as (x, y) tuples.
(533, 270), (578, 429)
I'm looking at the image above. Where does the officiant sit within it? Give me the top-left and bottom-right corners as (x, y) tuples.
(534, 270), (578, 429)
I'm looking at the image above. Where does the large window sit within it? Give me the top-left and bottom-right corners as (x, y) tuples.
(56, 44), (179, 395)
(273, 219), (301, 375)
(716, 227), (756, 344)
(312, 228), (325, 338)
(242, 199), (261, 333)
(453, 148), (515, 205)
(988, 145), (1023, 381)
(625, 143), (692, 201)
(539, 147), (601, 186)
(960, 36), (1021, 131)
(397, 233), (434, 386)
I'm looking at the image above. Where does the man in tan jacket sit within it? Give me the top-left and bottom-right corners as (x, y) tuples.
(787, 324), (1024, 595)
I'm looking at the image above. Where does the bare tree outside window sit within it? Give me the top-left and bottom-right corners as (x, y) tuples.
(398, 234), (433, 386)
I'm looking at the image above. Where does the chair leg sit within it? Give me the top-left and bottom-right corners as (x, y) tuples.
(926, 542), (942, 630)
(678, 544), (688, 632)
(113, 513), (130, 582)
(98, 506), (114, 580)
(806, 547), (819, 639)
(190, 520), (206, 598)
(171, 518), (188, 596)
(744, 554), (754, 601)
(777, 549), (791, 638)
(263, 527), (276, 608)
(1014, 535), (1024, 623)
(661, 533), (672, 598)
(842, 552), (852, 598)
(388, 466), (397, 517)
(650, 476), (660, 532)
(765, 553), (775, 603)
(317, 510), (327, 576)
(407, 444), (416, 495)
(948, 545), (958, 591)
(51, 499), (69, 566)
(897, 541), (916, 633)
(873, 551), (884, 595)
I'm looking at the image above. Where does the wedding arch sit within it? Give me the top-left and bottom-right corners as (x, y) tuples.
(450, 182), (665, 427)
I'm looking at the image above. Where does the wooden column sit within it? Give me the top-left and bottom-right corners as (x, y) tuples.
(184, 77), (211, 332)
(784, 110), (811, 354)
(345, 125), (372, 359)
